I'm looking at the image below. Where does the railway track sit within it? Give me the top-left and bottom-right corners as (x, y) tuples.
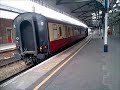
(0, 57), (20, 67)
(0, 48), (16, 53)
(0, 47), (35, 83)
(0, 59), (33, 84)
(0, 48), (35, 83)
(0, 49), (17, 67)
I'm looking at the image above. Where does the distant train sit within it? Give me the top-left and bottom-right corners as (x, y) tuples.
(14, 12), (88, 64)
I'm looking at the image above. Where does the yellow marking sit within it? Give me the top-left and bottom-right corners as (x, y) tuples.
(33, 38), (91, 90)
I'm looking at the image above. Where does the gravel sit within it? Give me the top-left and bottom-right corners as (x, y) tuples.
(0, 60), (28, 82)
(0, 50), (15, 60)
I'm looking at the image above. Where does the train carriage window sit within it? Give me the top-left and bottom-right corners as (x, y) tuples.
(79, 28), (81, 34)
(70, 27), (71, 36)
(59, 25), (62, 37)
(53, 24), (57, 39)
(78, 28), (79, 35)
(77, 28), (79, 35)
(68, 27), (70, 37)
(71, 29), (73, 36)
(76, 30), (78, 36)
(72, 27), (74, 36)
(74, 27), (76, 30)
(74, 27), (76, 36)
(65, 26), (67, 38)
(79, 27), (80, 35)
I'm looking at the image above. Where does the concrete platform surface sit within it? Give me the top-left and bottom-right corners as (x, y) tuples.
(33, 36), (120, 90)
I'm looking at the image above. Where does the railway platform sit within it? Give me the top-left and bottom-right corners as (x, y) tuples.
(0, 43), (16, 53)
(0, 34), (120, 90)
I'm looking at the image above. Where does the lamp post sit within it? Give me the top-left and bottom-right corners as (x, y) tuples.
(104, 0), (109, 52)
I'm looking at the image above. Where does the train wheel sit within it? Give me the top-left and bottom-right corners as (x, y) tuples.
(25, 58), (31, 65)
(32, 58), (38, 65)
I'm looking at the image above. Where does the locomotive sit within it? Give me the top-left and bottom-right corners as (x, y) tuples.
(14, 12), (88, 64)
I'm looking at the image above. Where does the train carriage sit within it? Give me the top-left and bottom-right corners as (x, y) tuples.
(14, 12), (88, 64)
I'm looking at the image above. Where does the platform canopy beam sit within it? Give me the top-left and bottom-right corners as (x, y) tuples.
(71, 0), (93, 13)
(56, 0), (63, 5)
(72, 9), (98, 13)
(0, 4), (25, 14)
(78, 11), (91, 17)
(80, 15), (92, 18)
(56, 0), (91, 5)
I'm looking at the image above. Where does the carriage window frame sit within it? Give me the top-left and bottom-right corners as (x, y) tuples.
(72, 27), (74, 36)
(59, 25), (62, 37)
(53, 24), (57, 39)
(68, 27), (70, 37)
(79, 28), (81, 34)
(65, 26), (68, 38)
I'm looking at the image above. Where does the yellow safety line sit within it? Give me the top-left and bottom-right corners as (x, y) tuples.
(33, 38), (91, 90)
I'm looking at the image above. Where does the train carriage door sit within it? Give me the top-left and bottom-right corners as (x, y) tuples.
(58, 24), (62, 38)
(20, 19), (37, 54)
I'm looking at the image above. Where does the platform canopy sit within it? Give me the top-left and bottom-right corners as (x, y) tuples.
(55, 0), (118, 27)
(0, 0), (119, 27)
(0, 0), (88, 28)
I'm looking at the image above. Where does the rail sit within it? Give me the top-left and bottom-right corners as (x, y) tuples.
(0, 57), (20, 67)
(0, 43), (17, 67)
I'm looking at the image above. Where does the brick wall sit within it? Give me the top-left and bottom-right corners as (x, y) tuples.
(0, 18), (13, 44)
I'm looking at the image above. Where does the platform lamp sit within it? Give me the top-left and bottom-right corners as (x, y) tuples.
(104, 0), (109, 52)
(32, 5), (35, 12)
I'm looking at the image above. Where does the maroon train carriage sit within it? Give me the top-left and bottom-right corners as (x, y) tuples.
(13, 12), (88, 65)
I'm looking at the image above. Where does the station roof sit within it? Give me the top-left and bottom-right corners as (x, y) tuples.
(0, 0), (119, 27)
(55, 0), (118, 27)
